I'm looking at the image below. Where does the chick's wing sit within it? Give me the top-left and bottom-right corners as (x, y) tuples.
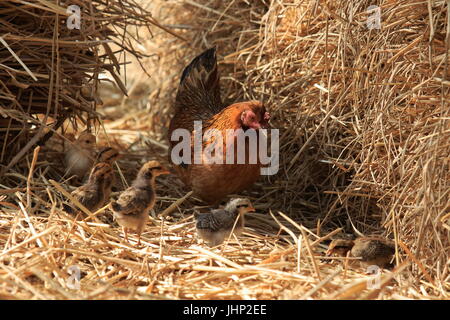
(113, 187), (148, 215)
(196, 209), (234, 231)
(71, 185), (101, 211)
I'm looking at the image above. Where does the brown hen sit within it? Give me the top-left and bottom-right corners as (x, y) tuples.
(168, 48), (270, 204)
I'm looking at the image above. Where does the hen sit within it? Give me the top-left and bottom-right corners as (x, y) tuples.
(168, 48), (270, 204)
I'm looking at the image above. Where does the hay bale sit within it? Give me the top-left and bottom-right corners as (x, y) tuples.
(0, 0), (155, 172)
(143, 0), (449, 295)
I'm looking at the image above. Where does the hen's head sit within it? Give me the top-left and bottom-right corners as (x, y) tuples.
(239, 101), (270, 130)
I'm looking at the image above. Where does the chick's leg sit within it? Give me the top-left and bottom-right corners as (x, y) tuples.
(137, 221), (146, 246)
(137, 225), (144, 246)
(137, 232), (142, 246)
(123, 227), (129, 243)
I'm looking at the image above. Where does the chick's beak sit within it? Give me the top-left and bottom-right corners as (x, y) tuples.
(247, 206), (256, 212)
(160, 168), (171, 175)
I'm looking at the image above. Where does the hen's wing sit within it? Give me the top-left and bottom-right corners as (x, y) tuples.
(195, 209), (235, 231)
(170, 47), (223, 134)
(111, 187), (147, 216)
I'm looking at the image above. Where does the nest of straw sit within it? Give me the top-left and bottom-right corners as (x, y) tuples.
(0, 0), (157, 171)
(0, 0), (448, 299)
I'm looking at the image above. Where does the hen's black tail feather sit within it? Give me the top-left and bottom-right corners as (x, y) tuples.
(180, 47), (216, 85)
(175, 47), (223, 118)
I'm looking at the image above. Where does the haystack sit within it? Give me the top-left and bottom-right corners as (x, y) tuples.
(0, 0), (158, 172)
(137, 0), (449, 296)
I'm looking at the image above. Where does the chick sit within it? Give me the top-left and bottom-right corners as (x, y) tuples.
(63, 162), (114, 218)
(96, 146), (121, 190)
(64, 131), (97, 181)
(194, 198), (255, 247)
(110, 161), (169, 245)
(327, 237), (395, 268)
(96, 146), (120, 164)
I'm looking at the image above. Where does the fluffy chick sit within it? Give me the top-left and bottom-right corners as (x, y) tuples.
(327, 237), (395, 268)
(63, 162), (114, 218)
(96, 147), (120, 164)
(64, 131), (97, 181)
(194, 198), (255, 247)
(96, 146), (121, 190)
(110, 161), (169, 245)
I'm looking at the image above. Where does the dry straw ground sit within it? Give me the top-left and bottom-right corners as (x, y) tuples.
(0, 0), (449, 299)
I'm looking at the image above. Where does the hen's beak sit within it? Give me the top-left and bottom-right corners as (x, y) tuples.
(261, 111), (271, 129)
(249, 123), (262, 130)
